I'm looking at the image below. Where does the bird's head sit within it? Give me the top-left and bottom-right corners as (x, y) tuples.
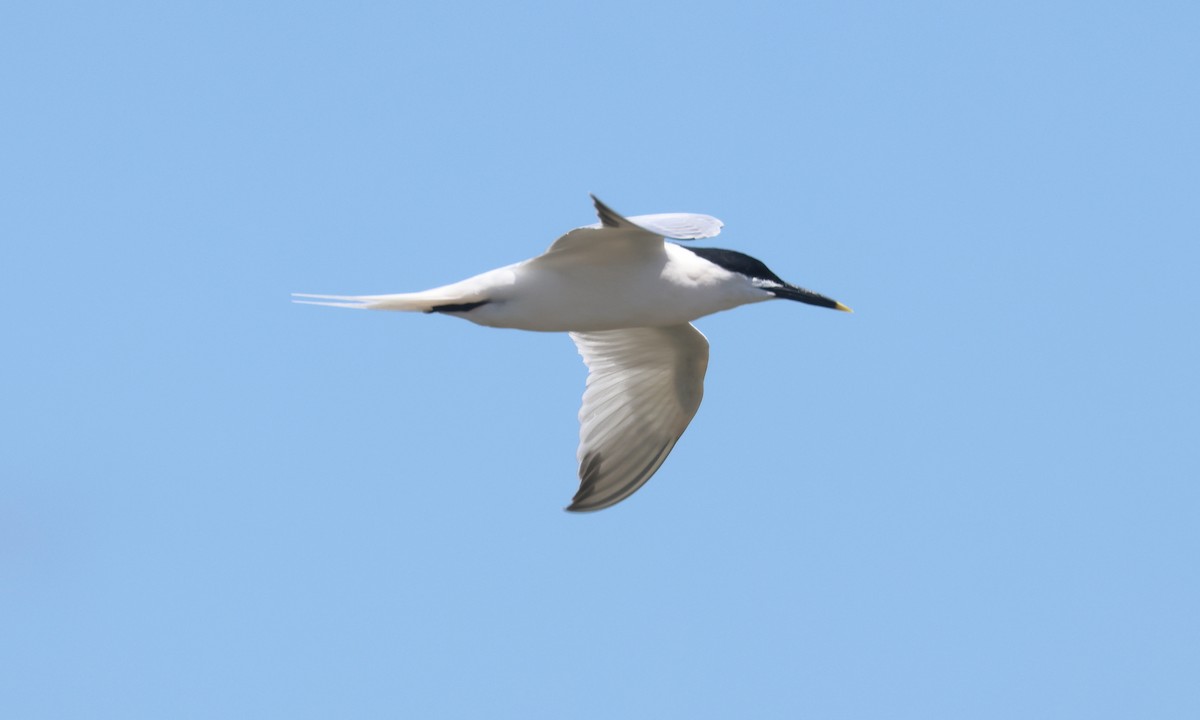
(687, 247), (852, 312)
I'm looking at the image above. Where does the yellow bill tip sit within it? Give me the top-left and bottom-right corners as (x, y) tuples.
(834, 302), (854, 313)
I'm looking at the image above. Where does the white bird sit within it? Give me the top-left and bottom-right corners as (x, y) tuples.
(295, 195), (850, 512)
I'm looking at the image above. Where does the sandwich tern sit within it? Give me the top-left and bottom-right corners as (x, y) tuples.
(295, 195), (850, 512)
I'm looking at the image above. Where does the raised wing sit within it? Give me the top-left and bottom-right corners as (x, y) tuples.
(567, 324), (710, 512)
(623, 212), (723, 240)
(545, 195), (723, 254)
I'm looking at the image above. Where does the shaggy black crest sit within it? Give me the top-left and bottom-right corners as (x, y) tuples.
(684, 247), (786, 285)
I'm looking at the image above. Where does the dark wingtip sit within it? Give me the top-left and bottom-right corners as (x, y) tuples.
(564, 451), (606, 512)
(588, 193), (625, 229)
(564, 494), (603, 512)
(564, 496), (611, 513)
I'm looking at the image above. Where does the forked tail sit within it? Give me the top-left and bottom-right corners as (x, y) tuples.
(292, 293), (376, 309)
(295, 268), (499, 313)
(291, 290), (482, 312)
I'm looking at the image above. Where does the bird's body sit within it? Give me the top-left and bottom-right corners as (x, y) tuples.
(356, 242), (770, 332)
(296, 195), (849, 511)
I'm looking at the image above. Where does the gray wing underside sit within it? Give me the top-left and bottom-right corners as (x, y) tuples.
(546, 195), (724, 254)
(566, 324), (710, 512)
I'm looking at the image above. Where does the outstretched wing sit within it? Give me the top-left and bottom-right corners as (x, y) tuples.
(566, 324), (710, 512)
(546, 195), (723, 254)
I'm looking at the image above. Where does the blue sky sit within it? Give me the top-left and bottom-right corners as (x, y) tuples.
(3, 1), (1198, 717)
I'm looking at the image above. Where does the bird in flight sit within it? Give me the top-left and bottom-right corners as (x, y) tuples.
(295, 195), (850, 512)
